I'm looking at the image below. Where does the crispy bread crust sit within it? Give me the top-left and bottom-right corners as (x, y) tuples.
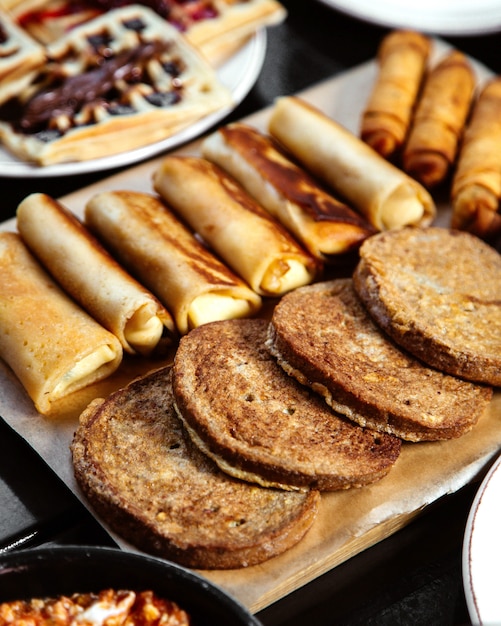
(71, 366), (319, 570)
(353, 227), (501, 386)
(267, 279), (492, 442)
(172, 319), (401, 491)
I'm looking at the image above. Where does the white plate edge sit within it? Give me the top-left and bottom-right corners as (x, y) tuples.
(316, 0), (501, 35)
(463, 452), (501, 625)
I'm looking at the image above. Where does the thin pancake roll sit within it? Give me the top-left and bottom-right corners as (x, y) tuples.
(269, 97), (436, 231)
(451, 77), (501, 239)
(403, 50), (476, 189)
(201, 123), (375, 261)
(360, 30), (431, 159)
(153, 156), (318, 296)
(17, 193), (176, 356)
(0, 232), (122, 415)
(85, 190), (262, 335)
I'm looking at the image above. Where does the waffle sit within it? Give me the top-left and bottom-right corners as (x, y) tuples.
(0, 5), (233, 164)
(0, 9), (45, 105)
(7, 0), (286, 61)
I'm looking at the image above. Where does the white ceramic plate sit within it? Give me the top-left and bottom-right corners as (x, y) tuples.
(317, 0), (501, 35)
(0, 29), (266, 178)
(463, 453), (501, 625)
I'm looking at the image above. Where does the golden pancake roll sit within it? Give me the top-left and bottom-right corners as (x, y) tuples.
(0, 232), (122, 414)
(451, 77), (501, 239)
(361, 30), (431, 158)
(202, 123), (375, 261)
(85, 190), (262, 335)
(269, 96), (436, 231)
(17, 192), (176, 356)
(403, 50), (476, 188)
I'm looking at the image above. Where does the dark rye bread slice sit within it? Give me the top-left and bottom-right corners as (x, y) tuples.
(267, 279), (492, 442)
(172, 318), (401, 491)
(71, 366), (319, 570)
(353, 227), (501, 386)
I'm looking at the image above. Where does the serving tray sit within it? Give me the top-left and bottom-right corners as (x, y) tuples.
(1, 39), (500, 614)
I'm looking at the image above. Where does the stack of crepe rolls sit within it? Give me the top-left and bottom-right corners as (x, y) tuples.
(85, 190), (262, 335)
(0, 232), (122, 415)
(451, 77), (501, 239)
(403, 50), (476, 189)
(16, 193), (176, 356)
(153, 156), (319, 295)
(201, 123), (376, 261)
(360, 30), (431, 159)
(269, 96), (436, 231)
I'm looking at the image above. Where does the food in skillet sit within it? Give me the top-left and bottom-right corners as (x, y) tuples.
(0, 232), (122, 415)
(360, 29), (431, 159)
(201, 122), (376, 261)
(0, 5), (232, 165)
(0, 589), (190, 625)
(402, 49), (476, 189)
(269, 96), (436, 231)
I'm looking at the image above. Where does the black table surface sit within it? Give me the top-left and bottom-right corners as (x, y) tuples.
(1, 2), (500, 624)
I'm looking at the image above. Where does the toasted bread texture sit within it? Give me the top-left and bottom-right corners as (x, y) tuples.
(172, 319), (401, 491)
(353, 227), (501, 386)
(267, 279), (492, 442)
(71, 366), (319, 570)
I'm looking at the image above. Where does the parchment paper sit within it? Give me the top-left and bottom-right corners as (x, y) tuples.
(1, 41), (500, 613)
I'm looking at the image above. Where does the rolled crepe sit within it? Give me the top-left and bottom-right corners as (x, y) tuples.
(361, 30), (431, 158)
(451, 77), (501, 239)
(269, 96), (436, 231)
(153, 156), (318, 295)
(17, 193), (176, 356)
(403, 50), (476, 188)
(0, 232), (122, 414)
(85, 190), (262, 335)
(201, 123), (375, 261)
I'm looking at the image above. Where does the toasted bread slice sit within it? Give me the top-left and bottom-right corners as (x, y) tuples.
(267, 279), (492, 442)
(71, 366), (319, 570)
(353, 227), (501, 386)
(172, 318), (401, 491)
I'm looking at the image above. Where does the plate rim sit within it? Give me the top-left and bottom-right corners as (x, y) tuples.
(316, 0), (501, 35)
(463, 452), (501, 625)
(0, 29), (267, 179)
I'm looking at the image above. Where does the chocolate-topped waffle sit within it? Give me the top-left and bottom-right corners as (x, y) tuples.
(0, 10), (45, 105)
(0, 5), (232, 164)
(6, 0), (286, 61)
